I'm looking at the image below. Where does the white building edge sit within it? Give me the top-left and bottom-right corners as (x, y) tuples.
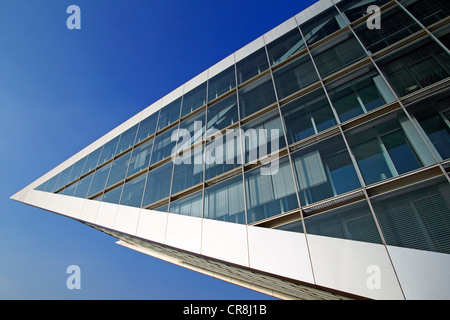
(11, 0), (450, 300)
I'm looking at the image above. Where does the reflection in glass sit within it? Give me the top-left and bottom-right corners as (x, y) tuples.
(208, 66), (236, 102)
(82, 147), (103, 175)
(106, 152), (131, 188)
(206, 93), (238, 132)
(236, 48), (269, 84)
(204, 133), (241, 181)
(281, 88), (337, 144)
(67, 157), (87, 184)
(266, 28), (305, 66)
(337, 0), (390, 23)
(102, 185), (123, 204)
(120, 173), (146, 208)
(402, 0), (450, 27)
(127, 138), (153, 177)
(245, 156), (298, 224)
(150, 125), (178, 165)
(273, 54), (318, 100)
(169, 191), (203, 218)
(74, 172), (94, 198)
(171, 146), (204, 195)
(181, 83), (207, 117)
(157, 98), (181, 131)
(115, 124), (138, 156)
(142, 162), (173, 207)
(135, 113), (158, 144)
(204, 175), (246, 224)
(291, 135), (361, 205)
(98, 137), (119, 166)
(239, 74), (277, 119)
(88, 162), (112, 197)
(300, 7), (347, 45)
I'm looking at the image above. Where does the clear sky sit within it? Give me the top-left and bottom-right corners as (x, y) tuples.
(0, 0), (316, 299)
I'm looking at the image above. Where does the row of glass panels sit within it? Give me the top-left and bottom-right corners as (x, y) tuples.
(35, 0), (449, 224)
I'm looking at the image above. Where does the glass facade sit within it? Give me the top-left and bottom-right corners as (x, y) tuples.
(38, 0), (450, 254)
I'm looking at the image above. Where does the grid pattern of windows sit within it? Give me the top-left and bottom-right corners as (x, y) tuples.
(35, 0), (450, 253)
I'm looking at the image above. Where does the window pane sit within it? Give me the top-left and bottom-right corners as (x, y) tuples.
(74, 172), (94, 198)
(171, 146), (204, 195)
(238, 74), (276, 119)
(381, 130), (422, 175)
(305, 200), (383, 244)
(241, 110), (286, 164)
(327, 68), (394, 123)
(169, 191), (203, 218)
(176, 110), (205, 152)
(206, 93), (238, 132)
(115, 124), (138, 156)
(379, 38), (450, 97)
(135, 112), (158, 143)
(181, 82), (207, 117)
(150, 125), (178, 165)
(102, 185), (123, 204)
(62, 181), (78, 196)
(82, 147), (103, 175)
(337, 0), (390, 23)
(204, 132), (242, 181)
(354, 5), (421, 54)
(142, 162), (173, 207)
(105, 152), (131, 188)
(402, 0), (450, 27)
(127, 138), (153, 178)
(207, 66), (236, 102)
(281, 88), (337, 144)
(98, 137), (119, 166)
(245, 156), (298, 224)
(157, 98), (181, 131)
(291, 135), (361, 205)
(204, 175), (246, 224)
(67, 157), (87, 184)
(301, 7), (347, 46)
(273, 53), (319, 100)
(87, 162), (112, 197)
(266, 28), (305, 66)
(236, 47), (269, 84)
(371, 177), (450, 254)
(312, 33), (366, 78)
(120, 174), (146, 208)
(54, 166), (73, 192)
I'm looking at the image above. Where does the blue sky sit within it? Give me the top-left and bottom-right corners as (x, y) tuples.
(0, 0), (316, 299)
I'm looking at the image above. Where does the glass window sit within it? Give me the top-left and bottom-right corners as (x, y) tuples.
(127, 138), (153, 178)
(238, 74), (277, 119)
(245, 156), (299, 224)
(337, 0), (390, 23)
(402, 0), (450, 27)
(81, 147), (103, 175)
(97, 136), (119, 166)
(150, 125), (179, 165)
(236, 47), (269, 84)
(115, 124), (138, 156)
(305, 200), (383, 244)
(371, 177), (450, 254)
(176, 110), (205, 153)
(300, 7), (347, 46)
(266, 28), (306, 66)
(241, 110), (286, 164)
(62, 181), (78, 197)
(346, 112), (432, 185)
(312, 33), (367, 78)
(171, 146), (204, 195)
(67, 157), (87, 184)
(204, 132), (242, 181)
(74, 172), (94, 198)
(142, 162), (173, 207)
(87, 162), (112, 198)
(120, 173), (146, 208)
(207, 66), (236, 102)
(204, 175), (246, 224)
(281, 88), (337, 144)
(274, 220), (304, 233)
(354, 5), (421, 54)
(102, 185), (123, 204)
(206, 92), (239, 133)
(53, 166), (73, 192)
(408, 94), (450, 161)
(273, 53), (319, 100)
(327, 68), (395, 123)
(169, 191), (203, 218)
(135, 112), (159, 144)
(291, 135), (361, 206)
(379, 38), (450, 97)
(105, 152), (131, 189)
(181, 82), (207, 117)
(157, 98), (181, 131)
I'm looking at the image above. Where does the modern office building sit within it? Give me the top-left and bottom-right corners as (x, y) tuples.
(11, 0), (450, 300)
